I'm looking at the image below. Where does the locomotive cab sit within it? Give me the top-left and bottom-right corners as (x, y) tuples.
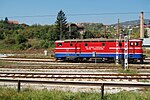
(128, 39), (143, 63)
(55, 40), (65, 60)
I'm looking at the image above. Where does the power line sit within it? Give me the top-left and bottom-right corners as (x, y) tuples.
(67, 12), (140, 16)
(0, 12), (150, 19)
(0, 15), (56, 19)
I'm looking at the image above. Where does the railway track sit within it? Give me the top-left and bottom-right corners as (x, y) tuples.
(1, 57), (150, 63)
(0, 57), (150, 70)
(0, 72), (149, 81)
(0, 65), (117, 69)
(0, 64), (150, 70)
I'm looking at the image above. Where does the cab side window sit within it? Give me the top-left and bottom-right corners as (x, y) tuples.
(119, 42), (122, 47)
(130, 42), (133, 46)
(102, 43), (105, 46)
(85, 43), (88, 46)
(58, 43), (62, 47)
(135, 42), (138, 46)
(70, 43), (73, 46)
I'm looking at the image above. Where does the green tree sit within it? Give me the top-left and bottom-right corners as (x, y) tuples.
(131, 28), (140, 39)
(55, 10), (68, 40)
(4, 17), (8, 23)
(83, 30), (95, 39)
(48, 25), (57, 41)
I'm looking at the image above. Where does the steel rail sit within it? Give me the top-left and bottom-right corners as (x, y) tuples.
(0, 66), (118, 69)
(0, 72), (150, 76)
(0, 78), (150, 87)
(0, 72), (149, 80)
(2, 65), (150, 70)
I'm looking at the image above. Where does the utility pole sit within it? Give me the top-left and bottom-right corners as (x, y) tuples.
(140, 12), (144, 38)
(117, 18), (120, 39)
(69, 23), (71, 39)
(60, 20), (62, 40)
(104, 25), (107, 38)
(115, 19), (120, 65)
(128, 29), (132, 39)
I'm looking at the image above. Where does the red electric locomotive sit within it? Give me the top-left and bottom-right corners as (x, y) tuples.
(55, 38), (143, 63)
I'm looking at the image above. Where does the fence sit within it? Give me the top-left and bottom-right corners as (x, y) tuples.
(0, 79), (150, 100)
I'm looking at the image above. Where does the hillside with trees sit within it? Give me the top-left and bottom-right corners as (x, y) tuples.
(0, 19), (57, 50)
(0, 10), (148, 51)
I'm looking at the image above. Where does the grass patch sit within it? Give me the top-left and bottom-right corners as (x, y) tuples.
(8, 54), (54, 59)
(0, 60), (17, 66)
(105, 90), (150, 100)
(139, 80), (150, 83)
(144, 53), (150, 58)
(0, 87), (150, 100)
(0, 48), (55, 59)
(0, 87), (100, 100)
(118, 69), (138, 74)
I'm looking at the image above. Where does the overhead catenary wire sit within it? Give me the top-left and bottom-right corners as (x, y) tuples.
(0, 12), (150, 19)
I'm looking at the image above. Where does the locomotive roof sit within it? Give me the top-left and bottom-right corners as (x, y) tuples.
(64, 38), (116, 42)
(55, 38), (143, 43)
(64, 38), (141, 42)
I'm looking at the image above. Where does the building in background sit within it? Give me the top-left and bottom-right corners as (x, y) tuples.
(143, 38), (150, 49)
(8, 20), (19, 24)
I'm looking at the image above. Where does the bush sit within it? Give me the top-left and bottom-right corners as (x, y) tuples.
(39, 40), (49, 49)
(4, 37), (16, 44)
(16, 34), (27, 44)
(18, 43), (31, 50)
(0, 32), (4, 40)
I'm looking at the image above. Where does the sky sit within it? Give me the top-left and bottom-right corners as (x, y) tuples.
(0, 0), (150, 25)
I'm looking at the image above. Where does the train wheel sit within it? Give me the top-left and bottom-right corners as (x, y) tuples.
(82, 58), (89, 62)
(78, 58), (83, 62)
(74, 58), (82, 62)
(64, 57), (70, 61)
(140, 59), (143, 63)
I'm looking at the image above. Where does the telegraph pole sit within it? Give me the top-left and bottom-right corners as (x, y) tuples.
(117, 18), (120, 39)
(60, 20), (62, 40)
(115, 19), (120, 65)
(69, 23), (71, 39)
(104, 25), (107, 38)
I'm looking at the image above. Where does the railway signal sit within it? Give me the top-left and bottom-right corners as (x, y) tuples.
(116, 39), (119, 65)
(124, 36), (128, 70)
